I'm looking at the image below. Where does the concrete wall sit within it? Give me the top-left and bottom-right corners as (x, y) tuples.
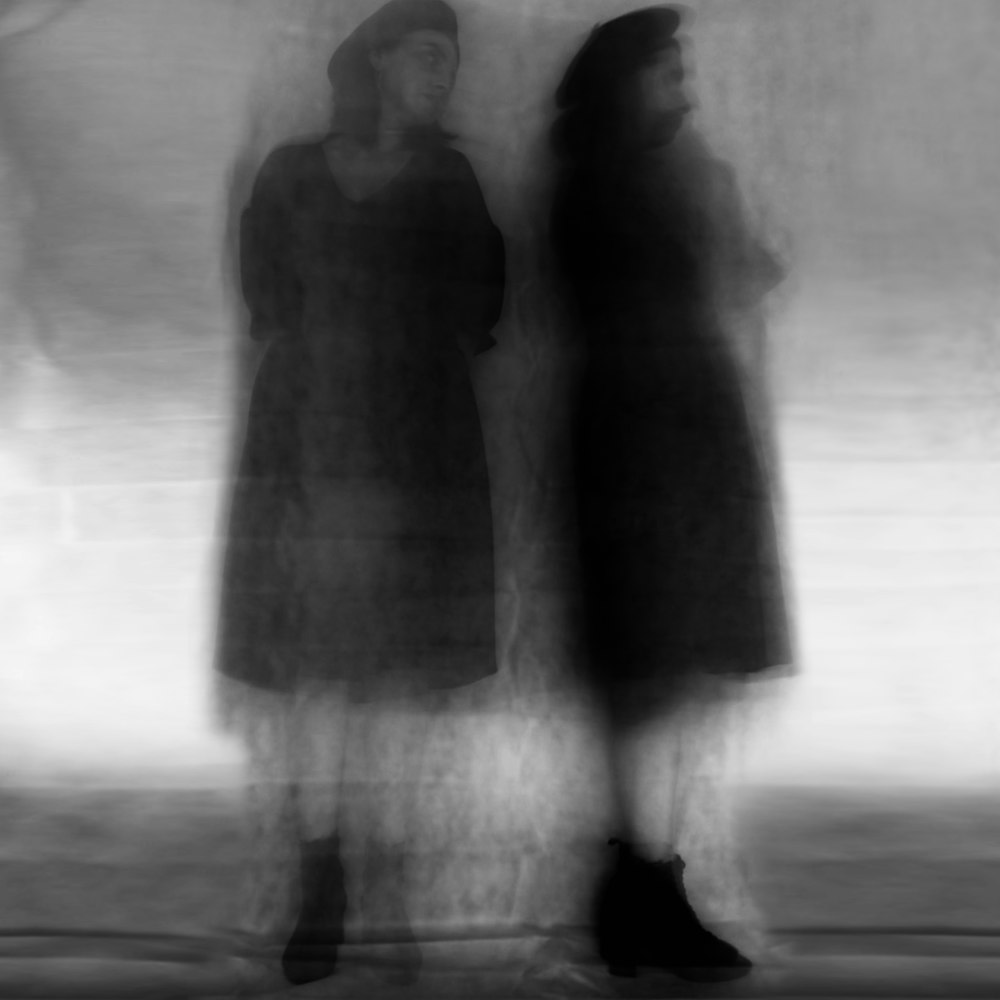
(0, 1), (998, 789)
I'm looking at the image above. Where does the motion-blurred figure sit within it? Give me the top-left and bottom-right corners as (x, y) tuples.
(214, 0), (504, 985)
(549, 7), (792, 981)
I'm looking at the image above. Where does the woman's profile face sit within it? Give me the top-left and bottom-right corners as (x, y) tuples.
(372, 29), (459, 129)
(635, 45), (690, 144)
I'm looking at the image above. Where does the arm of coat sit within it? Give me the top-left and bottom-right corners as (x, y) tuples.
(702, 159), (786, 309)
(239, 147), (302, 342)
(440, 151), (506, 359)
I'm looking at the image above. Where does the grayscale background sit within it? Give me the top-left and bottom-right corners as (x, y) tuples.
(0, 1), (998, 995)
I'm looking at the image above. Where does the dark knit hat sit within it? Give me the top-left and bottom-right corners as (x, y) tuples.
(328, 0), (459, 88)
(556, 6), (685, 110)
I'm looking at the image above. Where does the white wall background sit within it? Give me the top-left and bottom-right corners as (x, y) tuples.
(0, 0), (998, 790)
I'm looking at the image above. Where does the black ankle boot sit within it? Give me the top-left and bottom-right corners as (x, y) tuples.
(281, 833), (347, 985)
(595, 839), (752, 982)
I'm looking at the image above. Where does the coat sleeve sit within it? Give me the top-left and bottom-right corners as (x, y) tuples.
(239, 148), (302, 342)
(703, 160), (786, 308)
(441, 153), (506, 357)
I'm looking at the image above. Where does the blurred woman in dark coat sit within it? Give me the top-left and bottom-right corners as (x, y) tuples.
(549, 6), (792, 982)
(214, 0), (504, 984)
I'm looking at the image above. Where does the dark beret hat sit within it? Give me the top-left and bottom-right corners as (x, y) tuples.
(556, 5), (686, 109)
(328, 0), (459, 87)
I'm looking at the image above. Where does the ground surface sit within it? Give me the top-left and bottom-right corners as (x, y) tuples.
(1, 784), (998, 997)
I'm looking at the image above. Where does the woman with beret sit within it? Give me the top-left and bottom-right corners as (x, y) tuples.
(549, 6), (792, 982)
(214, 0), (505, 984)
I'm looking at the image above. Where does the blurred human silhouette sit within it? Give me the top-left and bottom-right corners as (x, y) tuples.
(549, 6), (792, 981)
(213, 0), (504, 985)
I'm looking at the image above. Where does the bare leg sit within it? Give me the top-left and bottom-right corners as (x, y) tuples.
(347, 698), (431, 844)
(596, 684), (753, 981)
(289, 684), (350, 840)
(345, 696), (433, 983)
(608, 712), (683, 860)
(606, 677), (749, 863)
(281, 684), (350, 985)
(229, 692), (299, 945)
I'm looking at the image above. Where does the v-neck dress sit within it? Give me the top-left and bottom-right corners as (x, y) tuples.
(215, 140), (506, 697)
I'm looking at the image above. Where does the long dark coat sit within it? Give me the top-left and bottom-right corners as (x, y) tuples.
(551, 152), (791, 713)
(216, 140), (505, 696)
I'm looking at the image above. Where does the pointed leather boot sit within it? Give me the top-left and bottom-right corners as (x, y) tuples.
(595, 839), (752, 982)
(281, 833), (347, 985)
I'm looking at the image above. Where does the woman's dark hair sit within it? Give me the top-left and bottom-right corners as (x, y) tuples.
(327, 0), (460, 150)
(551, 6), (685, 166)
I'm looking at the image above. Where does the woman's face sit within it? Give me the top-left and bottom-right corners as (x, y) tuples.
(371, 29), (459, 130)
(634, 45), (691, 145)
